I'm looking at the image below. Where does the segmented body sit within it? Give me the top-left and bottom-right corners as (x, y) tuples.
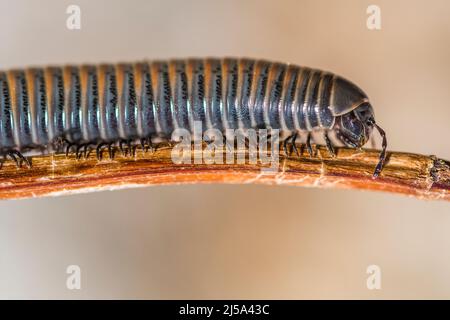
(0, 58), (343, 153)
(0, 57), (389, 178)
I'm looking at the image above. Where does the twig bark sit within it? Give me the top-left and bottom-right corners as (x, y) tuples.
(0, 144), (448, 201)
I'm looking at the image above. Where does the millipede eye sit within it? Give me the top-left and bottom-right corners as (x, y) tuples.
(366, 118), (375, 126)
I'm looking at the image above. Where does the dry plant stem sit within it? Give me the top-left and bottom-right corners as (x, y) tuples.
(0, 144), (448, 201)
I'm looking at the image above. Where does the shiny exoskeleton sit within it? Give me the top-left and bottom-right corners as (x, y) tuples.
(0, 58), (387, 177)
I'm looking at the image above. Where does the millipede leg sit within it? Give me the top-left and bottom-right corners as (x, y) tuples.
(6, 151), (19, 167)
(13, 150), (31, 168)
(119, 139), (134, 156)
(306, 133), (313, 157)
(291, 132), (300, 156)
(3, 150), (30, 168)
(119, 140), (126, 156)
(140, 138), (147, 153)
(283, 134), (299, 156)
(283, 135), (293, 156)
(96, 143), (106, 161)
(65, 142), (75, 157)
(76, 144), (84, 159)
(127, 140), (135, 156)
(108, 143), (114, 159)
(75, 144), (90, 159)
(324, 131), (336, 157)
(82, 144), (90, 159)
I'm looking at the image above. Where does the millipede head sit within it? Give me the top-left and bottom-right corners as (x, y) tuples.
(335, 102), (375, 148)
(335, 102), (387, 178)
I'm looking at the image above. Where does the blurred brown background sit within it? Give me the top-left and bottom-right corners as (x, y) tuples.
(0, 0), (449, 299)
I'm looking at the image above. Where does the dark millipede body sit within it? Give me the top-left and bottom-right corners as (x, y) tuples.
(0, 58), (387, 177)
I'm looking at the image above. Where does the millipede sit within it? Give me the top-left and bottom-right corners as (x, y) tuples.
(0, 58), (387, 177)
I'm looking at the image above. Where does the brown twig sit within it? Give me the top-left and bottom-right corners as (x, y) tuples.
(0, 144), (448, 201)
